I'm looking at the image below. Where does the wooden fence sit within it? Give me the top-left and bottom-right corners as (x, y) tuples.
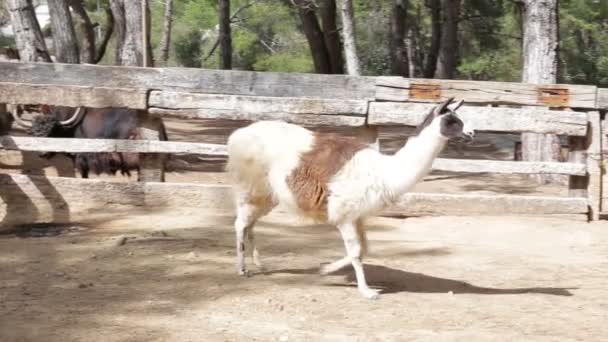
(0, 61), (606, 227)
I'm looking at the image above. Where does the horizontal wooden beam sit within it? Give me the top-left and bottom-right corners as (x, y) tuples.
(0, 136), (586, 176)
(376, 77), (598, 108)
(148, 91), (368, 126)
(0, 82), (148, 109)
(0, 61), (377, 100)
(385, 192), (588, 216)
(432, 159), (586, 176)
(0, 136), (227, 155)
(0, 174), (235, 228)
(368, 102), (588, 136)
(0, 174), (588, 228)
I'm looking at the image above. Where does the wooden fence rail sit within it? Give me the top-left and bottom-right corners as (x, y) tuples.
(0, 61), (606, 225)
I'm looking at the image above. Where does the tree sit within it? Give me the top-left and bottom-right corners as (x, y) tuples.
(435, 0), (459, 79)
(5, 0), (52, 62)
(293, 0), (331, 73)
(423, 0), (440, 78)
(158, 0), (173, 64)
(319, 0), (343, 74)
(109, 0), (153, 66)
(338, 0), (361, 75)
(218, 0), (231, 69)
(48, 0), (80, 63)
(390, 0), (408, 76)
(69, 0), (96, 64)
(519, 0), (563, 184)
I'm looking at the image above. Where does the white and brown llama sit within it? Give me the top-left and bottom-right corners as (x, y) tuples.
(226, 97), (474, 299)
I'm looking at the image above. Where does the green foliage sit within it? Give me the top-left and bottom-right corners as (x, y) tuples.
(559, 0), (608, 86)
(174, 29), (203, 68)
(5, 0), (605, 85)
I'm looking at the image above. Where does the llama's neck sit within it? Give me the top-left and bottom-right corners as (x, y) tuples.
(384, 126), (448, 196)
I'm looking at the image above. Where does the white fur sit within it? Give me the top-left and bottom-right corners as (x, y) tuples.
(226, 109), (472, 299)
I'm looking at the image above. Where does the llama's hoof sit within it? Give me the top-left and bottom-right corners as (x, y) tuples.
(253, 259), (266, 272)
(238, 269), (252, 277)
(319, 263), (334, 275)
(255, 264), (267, 273)
(360, 288), (381, 300)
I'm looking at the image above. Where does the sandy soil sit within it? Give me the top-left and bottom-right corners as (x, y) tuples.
(2, 118), (602, 341)
(1, 213), (608, 341)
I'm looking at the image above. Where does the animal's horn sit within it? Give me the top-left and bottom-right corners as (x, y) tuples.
(434, 97), (455, 114)
(59, 107), (85, 126)
(10, 107), (32, 128)
(447, 99), (464, 112)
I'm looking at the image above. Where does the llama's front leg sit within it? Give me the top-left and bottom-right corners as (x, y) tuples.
(337, 222), (380, 300)
(320, 220), (367, 275)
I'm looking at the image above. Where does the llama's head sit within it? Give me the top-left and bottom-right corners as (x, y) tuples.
(416, 97), (474, 142)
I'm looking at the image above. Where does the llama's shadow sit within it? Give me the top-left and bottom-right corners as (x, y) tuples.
(266, 264), (575, 297)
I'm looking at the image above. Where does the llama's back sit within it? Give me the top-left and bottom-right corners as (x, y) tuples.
(226, 120), (314, 197)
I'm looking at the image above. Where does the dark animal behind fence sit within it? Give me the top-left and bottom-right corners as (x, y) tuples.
(13, 105), (168, 179)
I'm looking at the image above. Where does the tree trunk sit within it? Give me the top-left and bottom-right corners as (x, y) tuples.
(520, 0), (563, 184)
(434, 0), (459, 79)
(293, 0), (331, 74)
(406, 29), (416, 76)
(218, 0), (232, 69)
(5, 0), (52, 62)
(95, 6), (114, 63)
(111, 0), (153, 67)
(319, 0), (343, 74)
(423, 0), (440, 78)
(390, 0), (408, 77)
(158, 0), (173, 64)
(338, 0), (361, 75)
(69, 0), (96, 64)
(48, 0), (80, 64)
(109, 0), (126, 64)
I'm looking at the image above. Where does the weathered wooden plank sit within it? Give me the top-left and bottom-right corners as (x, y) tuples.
(149, 91), (368, 118)
(136, 111), (166, 182)
(0, 174), (587, 228)
(432, 159), (586, 176)
(602, 119), (608, 214)
(368, 102), (588, 136)
(597, 88), (608, 110)
(148, 109), (365, 126)
(568, 137), (587, 198)
(586, 112), (602, 220)
(0, 174), (234, 228)
(384, 193), (588, 216)
(0, 136), (228, 155)
(0, 61), (377, 100)
(375, 77), (597, 108)
(0, 82), (148, 109)
(0, 136), (587, 176)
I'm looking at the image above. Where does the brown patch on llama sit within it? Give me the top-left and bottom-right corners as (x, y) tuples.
(287, 132), (369, 214)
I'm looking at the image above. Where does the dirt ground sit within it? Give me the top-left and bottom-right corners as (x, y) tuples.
(1, 213), (608, 341)
(2, 118), (604, 341)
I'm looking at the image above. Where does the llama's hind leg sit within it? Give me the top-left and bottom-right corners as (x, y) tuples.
(234, 194), (273, 276)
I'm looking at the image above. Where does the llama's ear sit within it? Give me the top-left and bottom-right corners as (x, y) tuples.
(447, 99), (464, 112)
(434, 97), (455, 115)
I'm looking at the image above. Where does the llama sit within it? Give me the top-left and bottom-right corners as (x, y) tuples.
(225, 97), (474, 299)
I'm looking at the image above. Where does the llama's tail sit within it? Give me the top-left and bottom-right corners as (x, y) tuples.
(225, 126), (271, 194)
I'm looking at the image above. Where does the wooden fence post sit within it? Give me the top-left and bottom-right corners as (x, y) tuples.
(354, 123), (379, 151)
(137, 110), (166, 182)
(569, 111), (602, 220)
(568, 138), (588, 198)
(586, 111), (602, 220)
